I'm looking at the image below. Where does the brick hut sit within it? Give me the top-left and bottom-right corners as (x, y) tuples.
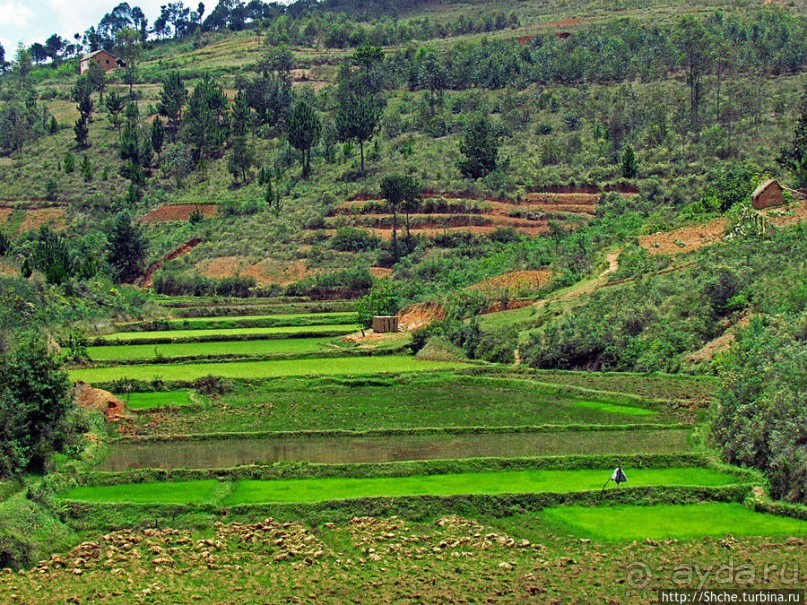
(752, 179), (785, 210)
(79, 49), (120, 74)
(372, 316), (399, 333)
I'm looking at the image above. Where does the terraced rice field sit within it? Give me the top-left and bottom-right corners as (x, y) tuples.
(541, 503), (807, 540)
(63, 468), (744, 505)
(97, 429), (693, 471)
(94, 323), (359, 343)
(88, 336), (344, 362)
(36, 298), (801, 605)
(71, 355), (471, 383)
(117, 312), (356, 330)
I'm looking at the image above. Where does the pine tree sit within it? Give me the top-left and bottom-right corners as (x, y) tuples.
(120, 103), (141, 165)
(621, 144), (638, 179)
(458, 115), (499, 179)
(73, 115), (89, 148)
(182, 75), (229, 163)
(106, 211), (146, 283)
(105, 91), (125, 130)
(287, 99), (321, 177)
(335, 90), (383, 175)
(158, 71), (188, 138)
(227, 135), (256, 182)
(151, 116), (165, 160)
(81, 155), (93, 182)
(381, 173), (420, 252)
(231, 88), (251, 138)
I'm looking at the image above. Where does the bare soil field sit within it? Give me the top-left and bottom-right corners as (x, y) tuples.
(140, 204), (218, 223)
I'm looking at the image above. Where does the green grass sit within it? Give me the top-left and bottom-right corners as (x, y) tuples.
(541, 503), (807, 541)
(570, 400), (656, 416)
(129, 373), (680, 437)
(122, 391), (195, 410)
(63, 467), (742, 505)
(89, 336), (342, 362)
(96, 324), (360, 343)
(70, 356), (471, 383)
(118, 312), (356, 331)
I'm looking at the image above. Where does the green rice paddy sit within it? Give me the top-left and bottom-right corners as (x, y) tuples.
(71, 356), (471, 383)
(89, 336), (340, 362)
(97, 324), (359, 343)
(541, 503), (807, 540)
(122, 391), (195, 410)
(63, 467), (743, 505)
(118, 312), (356, 331)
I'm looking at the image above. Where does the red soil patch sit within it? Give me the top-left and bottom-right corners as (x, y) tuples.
(483, 299), (534, 314)
(140, 238), (202, 287)
(469, 269), (553, 295)
(640, 201), (806, 256)
(370, 267), (393, 279)
(0, 208), (11, 225)
(242, 259), (310, 285)
(197, 256), (251, 279)
(640, 219), (727, 256)
(19, 208), (66, 233)
(141, 204), (218, 223)
(767, 200), (807, 228)
(74, 382), (131, 423)
(398, 302), (447, 332)
(195, 257), (311, 285)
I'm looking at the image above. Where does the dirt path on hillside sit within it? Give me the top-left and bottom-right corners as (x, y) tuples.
(138, 238), (202, 287)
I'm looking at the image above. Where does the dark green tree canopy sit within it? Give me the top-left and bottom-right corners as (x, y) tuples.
(335, 88), (383, 174)
(0, 332), (77, 476)
(106, 211), (147, 284)
(287, 98), (322, 176)
(158, 71), (189, 136)
(458, 114), (499, 179)
(182, 75), (230, 163)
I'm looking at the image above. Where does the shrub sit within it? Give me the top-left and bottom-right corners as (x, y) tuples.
(330, 226), (381, 252)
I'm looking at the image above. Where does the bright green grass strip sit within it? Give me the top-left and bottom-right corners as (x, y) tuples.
(63, 468), (741, 505)
(162, 312), (355, 327)
(98, 324), (359, 343)
(542, 503), (807, 541)
(70, 356), (470, 383)
(571, 400), (657, 417)
(124, 391), (194, 410)
(89, 337), (338, 361)
(65, 480), (222, 505)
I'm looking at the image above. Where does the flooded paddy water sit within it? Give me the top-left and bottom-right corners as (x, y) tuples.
(98, 428), (692, 471)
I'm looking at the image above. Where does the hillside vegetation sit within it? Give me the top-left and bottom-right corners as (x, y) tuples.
(0, 0), (805, 599)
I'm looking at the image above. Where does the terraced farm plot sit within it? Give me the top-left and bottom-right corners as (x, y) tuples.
(128, 374), (683, 437)
(123, 391), (195, 410)
(70, 356), (471, 383)
(63, 467), (743, 505)
(540, 503), (807, 540)
(118, 312), (356, 331)
(95, 323), (359, 343)
(88, 336), (342, 362)
(97, 428), (693, 470)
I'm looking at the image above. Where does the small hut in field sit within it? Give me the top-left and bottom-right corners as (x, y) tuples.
(752, 179), (785, 210)
(372, 316), (399, 333)
(79, 49), (120, 74)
